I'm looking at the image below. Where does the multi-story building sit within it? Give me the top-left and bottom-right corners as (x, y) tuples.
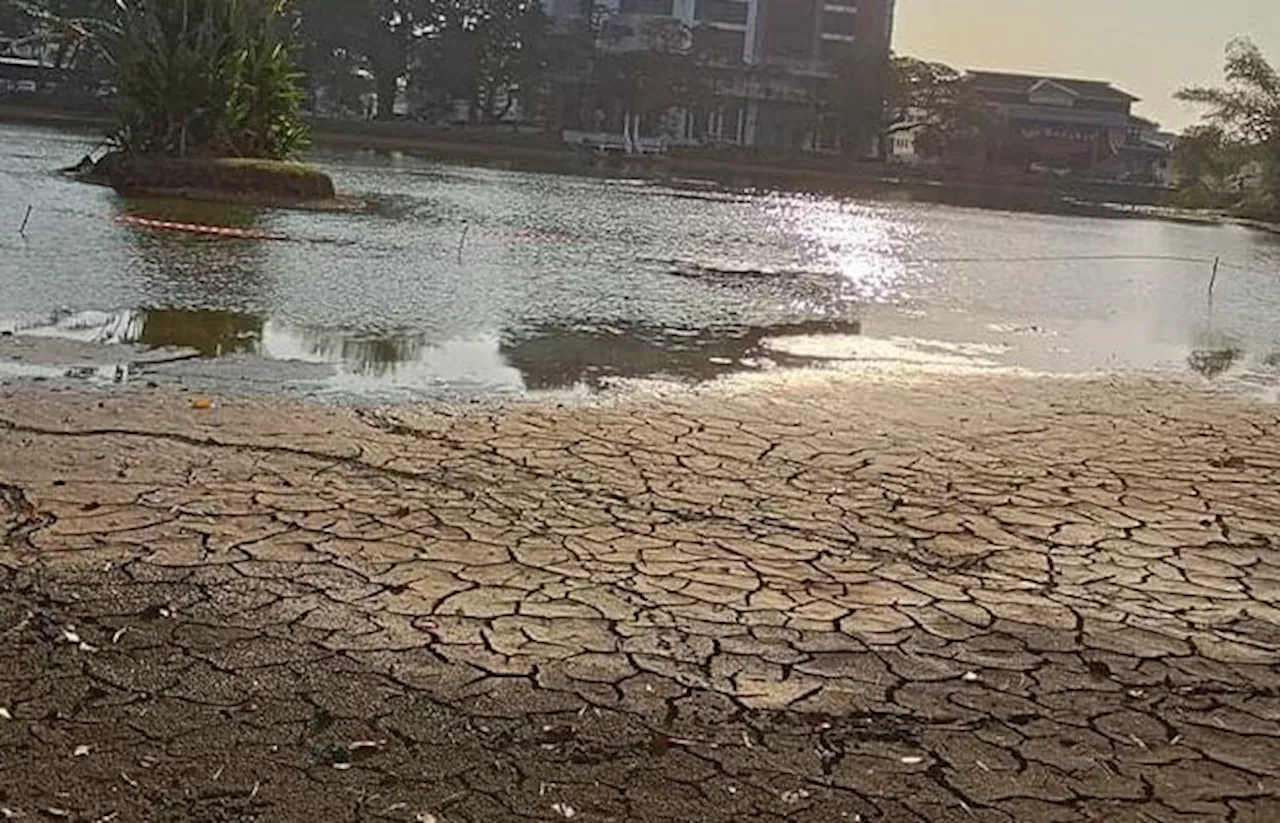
(756, 0), (894, 70)
(543, 0), (895, 154)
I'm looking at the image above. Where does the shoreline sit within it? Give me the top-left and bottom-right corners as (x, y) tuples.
(0, 102), (1187, 219)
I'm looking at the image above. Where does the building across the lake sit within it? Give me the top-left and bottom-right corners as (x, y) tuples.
(542, 0), (896, 155)
(0, 39), (67, 96)
(889, 69), (1174, 184)
(969, 71), (1138, 176)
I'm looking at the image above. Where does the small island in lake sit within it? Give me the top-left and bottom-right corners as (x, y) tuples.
(71, 0), (337, 208)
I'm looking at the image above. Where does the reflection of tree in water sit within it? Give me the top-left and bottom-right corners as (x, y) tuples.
(139, 309), (262, 356)
(1188, 346), (1243, 379)
(294, 328), (428, 377)
(501, 319), (862, 391)
(121, 199), (264, 228)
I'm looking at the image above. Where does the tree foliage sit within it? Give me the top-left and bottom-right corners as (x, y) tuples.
(1176, 38), (1280, 215)
(298, 0), (447, 120)
(3, 0), (116, 88)
(1173, 125), (1236, 185)
(11, 0), (308, 157)
(884, 55), (988, 160)
(105, 0), (309, 158)
(595, 20), (699, 126)
(1177, 39), (1279, 145)
(425, 0), (548, 122)
(832, 48), (888, 156)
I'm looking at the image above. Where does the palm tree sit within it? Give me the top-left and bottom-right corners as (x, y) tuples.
(1177, 38), (1280, 216)
(24, 0), (309, 158)
(107, 0), (309, 158)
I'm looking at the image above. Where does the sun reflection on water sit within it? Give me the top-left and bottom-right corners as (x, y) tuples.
(763, 194), (918, 305)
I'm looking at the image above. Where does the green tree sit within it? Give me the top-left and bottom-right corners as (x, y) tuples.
(591, 18), (700, 136)
(5, 0), (116, 89)
(1173, 125), (1235, 186)
(298, 0), (445, 120)
(0, 0), (32, 36)
(1177, 38), (1280, 216)
(104, 0), (309, 158)
(830, 48), (888, 157)
(884, 55), (988, 161)
(426, 0), (548, 122)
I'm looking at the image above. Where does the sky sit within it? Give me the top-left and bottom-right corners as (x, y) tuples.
(894, 0), (1280, 133)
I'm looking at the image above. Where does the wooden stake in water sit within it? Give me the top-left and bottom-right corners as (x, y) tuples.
(456, 223), (470, 264)
(18, 204), (32, 236)
(1208, 256), (1220, 304)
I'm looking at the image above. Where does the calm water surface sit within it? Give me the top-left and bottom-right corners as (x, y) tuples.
(1, 123), (1279, 400)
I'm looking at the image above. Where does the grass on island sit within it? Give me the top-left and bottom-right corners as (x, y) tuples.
(98, 153), (336, 202)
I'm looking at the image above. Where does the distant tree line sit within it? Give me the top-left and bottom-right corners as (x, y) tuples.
(293, 0), (551, 122)
(882, 55), (989, 161)
(4, 0), (898, 155)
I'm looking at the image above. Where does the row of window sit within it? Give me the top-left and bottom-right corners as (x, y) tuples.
(697, 0), (750, 24)
(620, 0), (753, 25)
(1018, 126), (1097, 143)
(0, 78), (48, 93)
(619, 0), (676, 16)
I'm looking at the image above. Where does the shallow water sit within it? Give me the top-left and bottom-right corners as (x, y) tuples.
(1, 123), (1278, 400)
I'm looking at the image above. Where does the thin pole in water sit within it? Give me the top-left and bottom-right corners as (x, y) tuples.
(18, 204), (32, 236)
(456, 223), (470, 264)
(1208, 256), (1220, 303)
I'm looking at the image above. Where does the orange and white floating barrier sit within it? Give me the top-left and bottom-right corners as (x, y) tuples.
(114, 214), (288, 241)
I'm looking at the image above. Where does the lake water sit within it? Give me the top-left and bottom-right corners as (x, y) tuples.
(1, 122), (1279, 401)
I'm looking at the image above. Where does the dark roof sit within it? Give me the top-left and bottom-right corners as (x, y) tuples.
(965, 70), (1140, 102)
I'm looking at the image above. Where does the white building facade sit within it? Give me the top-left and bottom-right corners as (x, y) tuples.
(542, 0), (895, 153)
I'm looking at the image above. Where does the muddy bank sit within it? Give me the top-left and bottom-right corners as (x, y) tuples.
(0, 333), (338, 399)
(3, 373), (1280, 821)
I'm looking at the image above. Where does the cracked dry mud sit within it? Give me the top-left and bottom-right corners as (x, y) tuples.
(3, 373), (1280, 822)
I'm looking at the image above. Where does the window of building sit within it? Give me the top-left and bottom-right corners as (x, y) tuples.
(761, 0), (819, 60)
(822, 10), (857, 37)
(621, 0), (675, 16)
(695, 27), (747, 62)
(819, 38), (853, 65)
(700, 0), (749, 25)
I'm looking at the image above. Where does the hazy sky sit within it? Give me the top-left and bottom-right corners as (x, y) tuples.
(894, 0), (1280, 132)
